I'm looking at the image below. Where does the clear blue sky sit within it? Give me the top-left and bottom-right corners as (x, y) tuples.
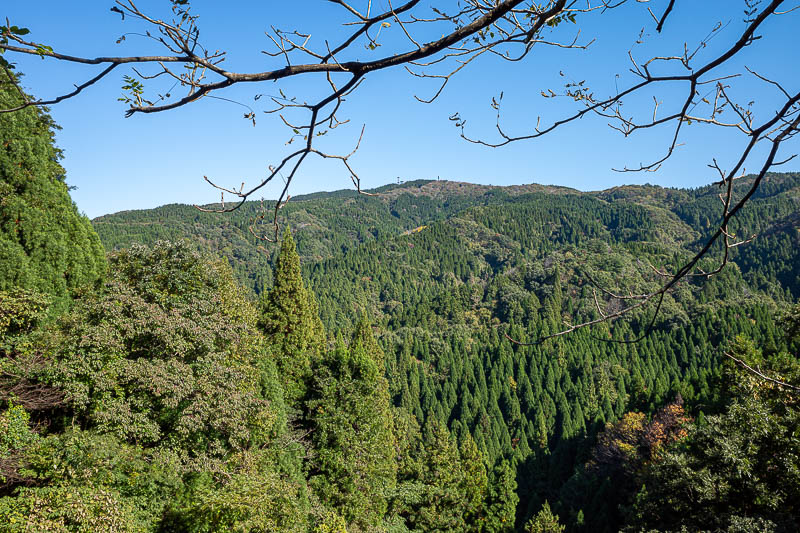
(3, 1), (798, 218)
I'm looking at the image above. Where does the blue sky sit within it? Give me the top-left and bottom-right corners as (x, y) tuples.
(3, 1), (798, 218)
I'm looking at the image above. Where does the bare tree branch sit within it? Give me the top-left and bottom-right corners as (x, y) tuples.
(723, 352), (800, 391)
(2, 0), (797, 345)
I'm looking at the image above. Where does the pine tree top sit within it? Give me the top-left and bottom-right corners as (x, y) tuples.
(351, 312), (384, 368)
(273, 226), (303, 294)
(258, 225), (325, 405)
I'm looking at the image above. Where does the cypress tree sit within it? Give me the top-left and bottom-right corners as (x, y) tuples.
(0, 70), (106, 299)
(259, 227), (324, 405)
(458, 434), (489, 530)
(351, 310), (384, 369)
(525, 501), (566, 533)
(307, 320), (397, 529)
(410, 419), (467, 531)
(482, 460), (520, 533)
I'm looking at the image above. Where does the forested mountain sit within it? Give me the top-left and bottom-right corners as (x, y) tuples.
(94, 174), (800, 300)
(89, 173), (800, 531)
(2, 66), (800, 533)
(93, 180), (577, 296)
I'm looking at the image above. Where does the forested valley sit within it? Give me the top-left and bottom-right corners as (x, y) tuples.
(2, 71), (800, 532)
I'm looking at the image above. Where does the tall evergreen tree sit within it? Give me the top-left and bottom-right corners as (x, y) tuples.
(459, 434), (489, 531)
(307, 318), (397, 530)
(411, 419), (467, 532)
(0, 70), (106, 299)
(351, 311), (385, 369)
(482, 460), (519, 533)
(525, 501), (566, 533)
(259, 227), (324, 405)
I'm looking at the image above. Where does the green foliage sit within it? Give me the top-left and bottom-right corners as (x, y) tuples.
(93, 181), (551, 295)
(162, 451), (309, 533)
(18, 429), (182, 528)
(555, 398), (691, 532)
(313, 510), (348, 533)
(392, 417), (491, 532)
(623, 307), (800, 532)
(259, 227), (324, 405)
(0, 484), (142, 532)
(44, 242), (274, 462)
(401, 418), (468, 531)
(460, 435), (490, 529)
(525, 501), (565, 533)
(779, 304), (800, 353)
(86, 174), (800, 531)
(482, 461), (519, 533)
(626, 396), (799, 532)
(0, 404), (37, 458)
(0, 241), (309, 530)
(307, 321), (397, 529)
(3, 94), (800, 533)
(0, 403), (38, 487)
(0, 288), (49, 338)
(0, 70), (106, 300)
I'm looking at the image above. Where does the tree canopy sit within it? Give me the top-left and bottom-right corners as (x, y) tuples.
(0, 69), (105, 300)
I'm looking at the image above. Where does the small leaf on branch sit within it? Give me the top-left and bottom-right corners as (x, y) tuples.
(34, 44), (53, 58)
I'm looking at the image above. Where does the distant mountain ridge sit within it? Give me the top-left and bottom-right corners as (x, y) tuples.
(92, 173), (800, 299)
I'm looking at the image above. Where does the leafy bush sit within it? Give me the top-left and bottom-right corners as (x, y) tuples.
(42, 242), (276, 463)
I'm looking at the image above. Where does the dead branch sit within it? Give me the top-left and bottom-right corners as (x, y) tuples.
(723, 351), (800, 391)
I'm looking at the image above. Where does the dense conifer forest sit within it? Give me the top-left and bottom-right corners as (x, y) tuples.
(2, 70), (800, 532)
